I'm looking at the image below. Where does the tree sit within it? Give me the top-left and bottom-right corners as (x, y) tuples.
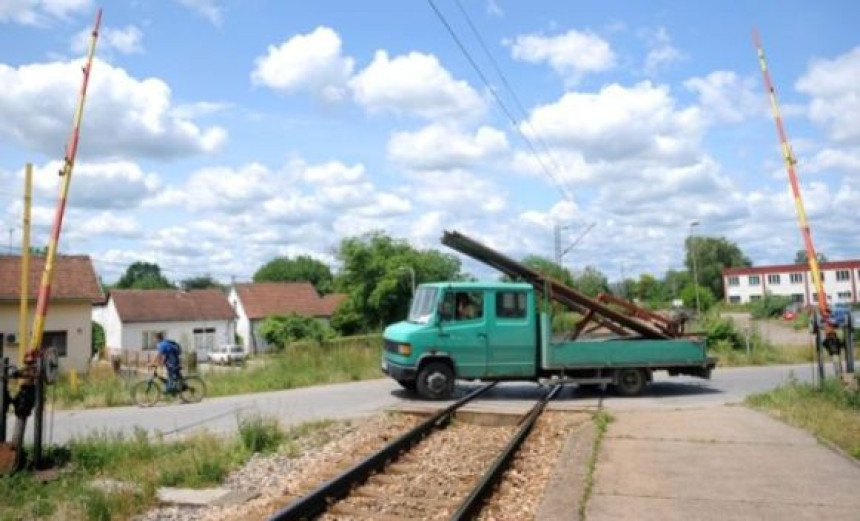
(680, 283), (716, 312)
(633, 274), (662, 304)
(685, 236), (751, 299)
(333, 232), (462, 333)
(571, 266), (609, 297)
(794, 249), (827, 265)
(253, 255), (333, 294)
(181, 275), (223, 291)
(115, 261), (174, 289)
(520, 256), (574, 286)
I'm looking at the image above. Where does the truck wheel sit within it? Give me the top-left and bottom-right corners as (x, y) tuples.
(614, 368), (647, 397)
(416, 362), (454, 400)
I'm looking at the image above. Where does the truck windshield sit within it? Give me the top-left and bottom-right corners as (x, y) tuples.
(407, 287), (438, 324)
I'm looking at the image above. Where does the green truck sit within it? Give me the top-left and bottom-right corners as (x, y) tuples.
(382, 281), (715, 399)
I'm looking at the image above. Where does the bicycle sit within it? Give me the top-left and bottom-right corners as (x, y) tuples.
(132, 367), (207, 407)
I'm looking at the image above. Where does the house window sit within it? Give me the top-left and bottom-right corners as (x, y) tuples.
(750, 295), (762, 302)
(142, 330), (166, 350)
(836, 270), (850, 281)
(42, 331), (68, 357)
(789, 273), (803, 284)
(729, 296), (741, 304)
(837, 291), (852, 300)
(496, 291), (527, 319)
(193, 327), (216, 351)
(727, 276), (739, 286)
(791, 294), (804, 303)
(767, 274), (781, 284)
(748, 275), (760, 285)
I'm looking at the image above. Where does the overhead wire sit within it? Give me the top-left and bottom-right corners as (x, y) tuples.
(450, 0), (576, 200)
(425, 0), (576, 204)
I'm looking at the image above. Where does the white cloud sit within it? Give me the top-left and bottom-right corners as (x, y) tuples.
(388, 124), (508, 170)
(152, 163), (272, 213)
(486, 0), (504, 17)
(27, 160), (160, 210)
(349, 50), (486, 121)
(297, 159), (365, 185)
(74, 211), (140, 238)
(72, 24), (143, 55)
(175, 0), (222, 26)
(521, 82), (702, 164)
(0, 58), (227, 160)
(508, 29), (615, 85)
(169, 101), (231, 119)
(642, 27), (683, 75)
(805, 147), (860, 174)
(684, 71), (760, 123)
(408, 169), (507, 215)
(251, 26), (355, 102)
(796, 47), (860, 144)
(0, 0), (91, 26)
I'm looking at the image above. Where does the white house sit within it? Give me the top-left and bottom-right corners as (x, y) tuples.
(0, 255), (104, 374)
(228, 282), (346, 353)
(97, 289), (236, 359)
(723, 260), (860, 305)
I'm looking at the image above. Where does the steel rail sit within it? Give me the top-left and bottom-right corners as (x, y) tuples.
(268, 382), (497, 521)
(450, 384), (563, 520)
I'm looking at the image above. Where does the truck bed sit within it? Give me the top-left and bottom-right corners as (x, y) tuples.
(544, 337), (710, 369)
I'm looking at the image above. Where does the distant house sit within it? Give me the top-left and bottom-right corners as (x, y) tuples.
(228, 282), (347, 353)
(0, 255), (104, 374)
(97, 289), (236, 358)
(723, 260), (860, 305)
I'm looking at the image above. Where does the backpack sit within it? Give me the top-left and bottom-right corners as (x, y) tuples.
(167, 340), (182, 355)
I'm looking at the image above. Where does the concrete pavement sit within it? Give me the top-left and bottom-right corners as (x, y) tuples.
(586, 406), (860, 520)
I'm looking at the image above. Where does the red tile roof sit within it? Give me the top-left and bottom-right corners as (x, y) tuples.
(233, 282), (341, 319)
(723, 260), (860, 276)
(110, 289), (236, 323)
(0, 255), (104, 303)
(319, 293), (347, 316)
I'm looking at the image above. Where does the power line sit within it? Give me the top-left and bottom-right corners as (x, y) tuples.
(450, 0), (576, 200)
(426, 0), (575, 204)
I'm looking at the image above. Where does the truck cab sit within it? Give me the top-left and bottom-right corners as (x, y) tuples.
(382, 282), (538, 399)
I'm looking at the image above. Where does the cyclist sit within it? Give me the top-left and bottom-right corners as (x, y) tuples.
(150, 332), (184, 392)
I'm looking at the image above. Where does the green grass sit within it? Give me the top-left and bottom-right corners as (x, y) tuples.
(51, 335), (382, 409)
(580, 410), (613, 521)
(710, 341), (814, 367)
(0, 418), (334, 521)
(747, 378), (860, 459)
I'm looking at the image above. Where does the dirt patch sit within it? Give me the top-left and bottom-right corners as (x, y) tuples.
(721, 312), (811, 347)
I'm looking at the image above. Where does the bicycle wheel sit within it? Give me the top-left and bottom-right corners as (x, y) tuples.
(132, 379), (162, 407)
(179, 376), (206, 404)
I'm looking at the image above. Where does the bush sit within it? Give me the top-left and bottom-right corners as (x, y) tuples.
(238, 415), (284, 454)
(258, 313), (334, 349)
(749, 293), (792, 319)
(699, 313), (744, 349)
(680, 283), (716, 312)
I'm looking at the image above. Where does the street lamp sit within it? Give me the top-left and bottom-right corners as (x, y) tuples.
(689, 220), (701, 315)
(398, 266), (415, 296)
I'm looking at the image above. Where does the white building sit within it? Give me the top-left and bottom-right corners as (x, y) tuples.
(0, 255), (104, 374)
(723, 260), (860, 305)
(96, 289), (236, 360)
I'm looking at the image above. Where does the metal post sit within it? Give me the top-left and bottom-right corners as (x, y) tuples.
(33, 357), (44, 469)
(0, 358), (7, 443)
(689, 221), (701, 315)
(19, 164), (32, 367)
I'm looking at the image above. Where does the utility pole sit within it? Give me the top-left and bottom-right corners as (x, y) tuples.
(554, 222), (596, 266)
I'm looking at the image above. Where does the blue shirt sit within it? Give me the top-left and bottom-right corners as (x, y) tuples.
(157, 339), (181, 370)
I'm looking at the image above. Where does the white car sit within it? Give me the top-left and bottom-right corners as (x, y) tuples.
(209, 344), (245, 365)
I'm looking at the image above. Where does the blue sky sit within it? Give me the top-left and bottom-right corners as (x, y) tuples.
(1, 0), (858, 285)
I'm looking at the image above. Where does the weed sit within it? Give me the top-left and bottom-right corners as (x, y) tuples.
(580, 410), (614, 520)
(238, 414), (285, 454)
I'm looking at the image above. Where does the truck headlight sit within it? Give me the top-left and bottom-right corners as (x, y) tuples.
(398, 343), (412, 356)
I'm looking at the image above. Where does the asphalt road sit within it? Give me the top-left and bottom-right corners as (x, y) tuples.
(18, 363), (818, 445)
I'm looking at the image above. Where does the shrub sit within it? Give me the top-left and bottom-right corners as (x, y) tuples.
(749, 293), (792, 319)
(258, 313), (334, 349)
(238, 415), (284, 454)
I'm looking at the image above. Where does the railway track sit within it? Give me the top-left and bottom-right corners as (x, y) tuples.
(268, 383), (562, 521)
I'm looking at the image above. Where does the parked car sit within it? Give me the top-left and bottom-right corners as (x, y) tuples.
(209, 344), (245, 365)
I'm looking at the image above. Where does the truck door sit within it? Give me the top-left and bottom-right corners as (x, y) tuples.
(438, 290), (488, 379)
(486, 289), (536, 377)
